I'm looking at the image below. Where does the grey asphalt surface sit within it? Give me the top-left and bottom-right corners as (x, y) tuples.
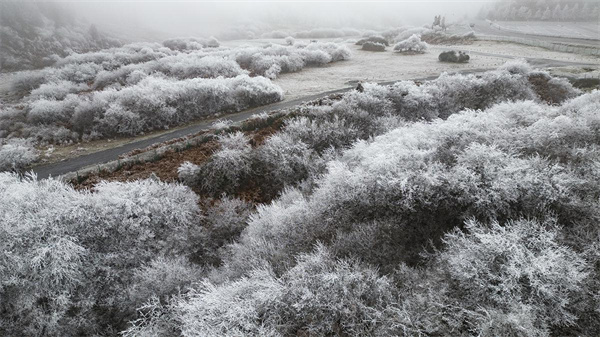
(32, 54), (598, 179)
(471, 20), (599, 48)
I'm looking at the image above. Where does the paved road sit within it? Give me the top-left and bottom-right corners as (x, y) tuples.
(32, 89), (349, 179)
(32, 56), (598, 179)
(471, 20), (599, 48)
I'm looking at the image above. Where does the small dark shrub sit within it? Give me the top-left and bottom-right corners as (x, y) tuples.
(362, 42), (386, 52)
(438, 50), (470, 63)
(355, 36), (389, 46)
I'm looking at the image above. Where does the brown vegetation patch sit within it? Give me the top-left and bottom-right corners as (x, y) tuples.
(528, 72), (572, 105)
(75, 139), (219, 190)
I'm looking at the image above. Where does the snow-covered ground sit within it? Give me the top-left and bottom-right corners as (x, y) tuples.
(493, 21), (599, 40)
(222, 39), (600, 101)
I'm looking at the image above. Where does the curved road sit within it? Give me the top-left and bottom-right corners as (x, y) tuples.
(32, 55), (598, 179)
(471, 20), (599, 48)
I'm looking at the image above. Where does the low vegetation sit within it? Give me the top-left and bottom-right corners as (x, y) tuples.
(393, 34), (428, 54)
(361, 41), (386, 51)
(2, 58), (597, 336)
(355, 35), (389, 46)
(439, 50), (470, 63)
(0, 40), (351, 152)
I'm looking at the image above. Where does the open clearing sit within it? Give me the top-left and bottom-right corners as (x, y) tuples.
(237, 39), (600, 100)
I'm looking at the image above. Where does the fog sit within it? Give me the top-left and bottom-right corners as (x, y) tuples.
(68, 1), (485, 41)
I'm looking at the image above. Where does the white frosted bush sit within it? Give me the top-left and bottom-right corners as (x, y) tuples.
(177, 161), (201, 185)
(0, 138), (39, 172)
(393, 34), (428, 54)
(0, 173), (201, 335)
(221, 89), (600, 277)
(2, 39), (353, 144)
(163, 37), (220, 51)
(196, 132), (253, 195)
(439, 219), (589, 332)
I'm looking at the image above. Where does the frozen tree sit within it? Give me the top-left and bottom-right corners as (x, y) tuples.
(552, 4), (562, 20)
(542, 6), (552, 20)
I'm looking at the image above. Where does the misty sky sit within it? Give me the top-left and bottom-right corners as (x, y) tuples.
(65, 1), (488, 39)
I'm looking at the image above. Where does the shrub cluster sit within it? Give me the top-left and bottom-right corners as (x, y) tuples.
(0, 138), (39, 172)
(0, 175), (204, 335)
(181, 61), (579, 203)
(1, 41), (351, 144)
(4, 63), (597, 336)
(361, 41), (386, 51)
(439, 50), (470, 63)
(144, 86), (598, 336)
(393, 34), (428, 54)
(355, 35), (389, 46)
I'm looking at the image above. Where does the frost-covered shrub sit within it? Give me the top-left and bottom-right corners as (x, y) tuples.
(355, 35), (389, 46)
(285, 36), (295, 45)
(10, 70), (48, 95)
(284, 115), (361, 152)
(195, 132), (253, 196)
(0, 174), (201, 335)
(127, 257), (204, 310)
(361, 41), (386, 51)
(15, 75), (284, 142)
(436, 219), (589, 335)
(196, 197), (253, 265)
(306, 42), (351, 62)
(0, 138), (38, 172)
(162, 37), (220, 51)
(27, 80), (89, 100)
(438, 50), (470, 63)
(269, 245), (395, 336)
(2, 39), (354, 144)
(176, 268), (283, 337)
(527, 70), (580, 104)
(221, 90), (600, 278)
(393, 34), (428, 54)
(254, 132), (313, 194)
(142, 246), (394, 336)
(232, 42), (350, 78)
(421, 30), (477, 44)
(178, 63), (579, 205)
(178, 161), (201, 185)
